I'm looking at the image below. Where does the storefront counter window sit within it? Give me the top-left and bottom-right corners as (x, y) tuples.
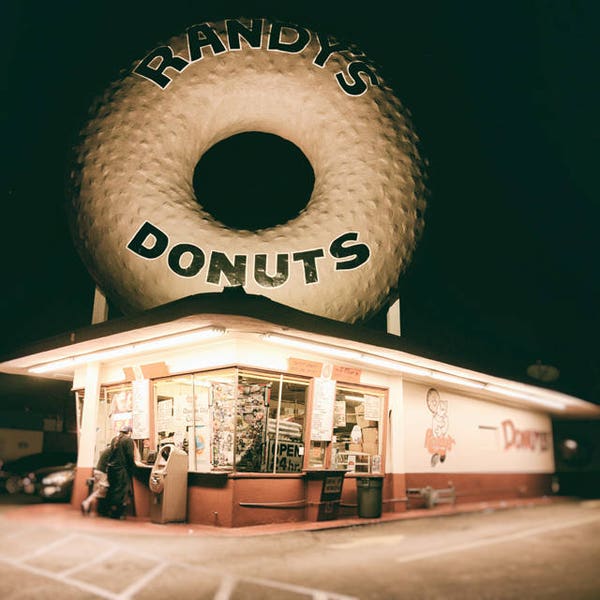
(95, 384), (135, 463)
(75, 390), (84, 440)
(153, 370), (237, 472)
(308, 441), (328, 469)
(307, 383), (386, 474)
(95, 370), (385, 477)
(331, 385), (385, 474)
(237, 371), (308, 473)
(150, 369), (309, 474)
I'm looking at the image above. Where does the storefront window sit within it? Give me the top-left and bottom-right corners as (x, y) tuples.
(150, 369), (309, 473)
(331, 385), (385, 473)
(136, 369), (383, 475)
(236, 371), (308, 473)
(152, 370), (237, 472)
(307, 441), (328, 469)
(95, 384), (133, 462)
(75, 390), (84, 439)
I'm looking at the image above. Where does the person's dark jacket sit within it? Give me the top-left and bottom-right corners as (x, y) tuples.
(105, 433), (136, 516)
(96, 445), (112, 473)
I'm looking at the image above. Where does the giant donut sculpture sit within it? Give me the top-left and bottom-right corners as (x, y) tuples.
(68, 17), (426, 323)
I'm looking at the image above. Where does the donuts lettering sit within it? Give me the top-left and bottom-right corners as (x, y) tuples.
(69, 17), (426, 323)
(128, 221), (370, 285)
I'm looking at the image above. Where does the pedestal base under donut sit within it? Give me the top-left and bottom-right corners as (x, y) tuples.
(68, 17), (426, 323)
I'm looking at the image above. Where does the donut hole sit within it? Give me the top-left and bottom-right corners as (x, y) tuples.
(193, 132), (315, 231)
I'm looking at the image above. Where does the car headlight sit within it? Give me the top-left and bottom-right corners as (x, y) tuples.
(41, 470), (75, 486)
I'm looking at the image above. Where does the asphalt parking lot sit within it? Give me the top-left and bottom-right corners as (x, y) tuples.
(0, 495), (599, 599)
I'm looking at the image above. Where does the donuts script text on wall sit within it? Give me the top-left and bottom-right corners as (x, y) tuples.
(68, 17), (426, 323)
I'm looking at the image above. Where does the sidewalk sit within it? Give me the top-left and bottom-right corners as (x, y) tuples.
(2, 495), (563, 537)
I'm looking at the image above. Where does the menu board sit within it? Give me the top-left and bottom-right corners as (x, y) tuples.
(334, 400), (347, 427)
(108, 388), (133, 437)
(364, 394), (381, 421)
(310, 378), (336, 441)
(179, 386), (211, 471)
(156, 397), (173, 432)
(131, 379), (150, 439)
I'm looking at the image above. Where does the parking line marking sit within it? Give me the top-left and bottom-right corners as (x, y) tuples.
(59, 546), (118, 577)
(395, 513), (600, 564)
(177, 559), (358, 600)
(15, 532), (79, 562)
(242, 574), (358, 599)
(0, 555), (119, 600)
(213, 575), (237, 600)
(117, 560), (167, 600)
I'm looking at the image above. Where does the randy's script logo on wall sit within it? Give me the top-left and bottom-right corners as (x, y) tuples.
(425, 388), (456, 467)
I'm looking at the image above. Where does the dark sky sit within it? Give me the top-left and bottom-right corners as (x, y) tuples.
(1, 1), (599, 404)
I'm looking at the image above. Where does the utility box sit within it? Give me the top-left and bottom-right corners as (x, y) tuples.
(149, 444), (188, 524)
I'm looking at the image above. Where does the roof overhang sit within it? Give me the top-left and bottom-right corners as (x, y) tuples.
(1, 289), (599, 418)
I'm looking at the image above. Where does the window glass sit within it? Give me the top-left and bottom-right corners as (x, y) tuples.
(307, 441), (328, 469)
(95, 384), (133, 463)
(209, 374), (237, 471)
(150, 370), (308, 473)
(152, 370), (236, 472)
(331, 385), (385, 473)
(237, 371), (309, 473)
(75, 390), (84, 439)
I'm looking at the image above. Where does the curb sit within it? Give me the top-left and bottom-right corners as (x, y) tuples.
(1, 495), (566, 537)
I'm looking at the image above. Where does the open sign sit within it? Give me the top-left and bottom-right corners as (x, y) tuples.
(267, 440), (303, 472)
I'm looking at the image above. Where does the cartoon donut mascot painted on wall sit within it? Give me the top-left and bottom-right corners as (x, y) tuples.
(66, 17), (427, 323)
(425, 388), (455, 466)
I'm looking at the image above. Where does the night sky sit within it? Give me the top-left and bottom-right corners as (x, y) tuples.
(1, 1), (599, 405)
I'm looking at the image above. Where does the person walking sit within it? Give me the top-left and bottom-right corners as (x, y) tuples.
(105, 425), (136, 519)
(81, 444), (111, 515)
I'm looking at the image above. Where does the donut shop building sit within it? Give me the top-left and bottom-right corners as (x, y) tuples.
(1, 290), (597, 528)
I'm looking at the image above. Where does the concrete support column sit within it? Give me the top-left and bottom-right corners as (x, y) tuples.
(386, 298), (401, 336)
(71, 361), (101, 508)
(91, 286), (109, 324)
(386, 376), (407, 511)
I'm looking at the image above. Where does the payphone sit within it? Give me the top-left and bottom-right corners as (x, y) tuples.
(149, 444), (188, 523)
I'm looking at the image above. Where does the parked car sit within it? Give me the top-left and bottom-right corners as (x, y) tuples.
(0, 451), (77, 500)
(29, 462), (77, 501)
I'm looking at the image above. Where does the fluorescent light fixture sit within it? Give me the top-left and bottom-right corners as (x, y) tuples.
(29, 327), (226, 374)
(263, 334), (430, 376)
(261, 331), (568, 411)
(485, 385), (566, 410)
(430, 372), (486, 389)
(358, 354), (430, 377)
(262, 334), (361, 361)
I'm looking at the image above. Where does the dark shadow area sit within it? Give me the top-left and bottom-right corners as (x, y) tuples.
(553, 419), (600, 498)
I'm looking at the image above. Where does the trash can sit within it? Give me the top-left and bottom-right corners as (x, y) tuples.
(356, 475), (384, 518)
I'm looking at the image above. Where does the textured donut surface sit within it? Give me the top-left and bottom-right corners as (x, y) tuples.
(68, 17), (426, 323)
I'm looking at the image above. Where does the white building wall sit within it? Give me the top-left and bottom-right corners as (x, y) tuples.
(403, 380), (555, 474)
(385, 375), (405, 475)
(71, 336), (555, 477)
